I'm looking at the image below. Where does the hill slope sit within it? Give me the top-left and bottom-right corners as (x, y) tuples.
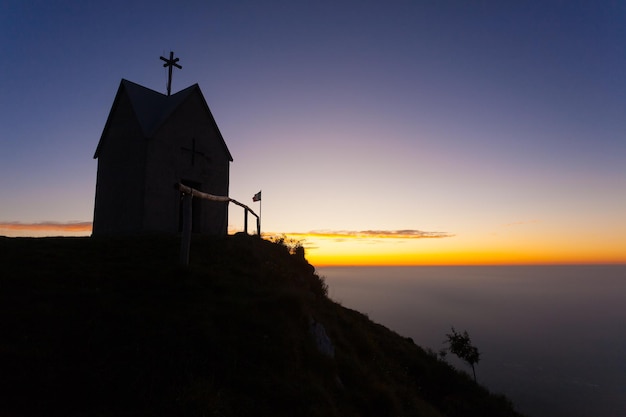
(0, 235), (525, 416)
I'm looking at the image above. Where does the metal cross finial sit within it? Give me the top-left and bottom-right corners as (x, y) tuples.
(160, 51), (182, 96)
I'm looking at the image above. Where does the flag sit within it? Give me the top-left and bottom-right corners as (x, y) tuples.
(252, 191), (261, 202)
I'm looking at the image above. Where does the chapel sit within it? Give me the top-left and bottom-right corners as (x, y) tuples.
(92, 78), (232, 236)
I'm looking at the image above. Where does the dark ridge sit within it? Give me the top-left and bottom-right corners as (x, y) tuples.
(0, 235), (525, 416)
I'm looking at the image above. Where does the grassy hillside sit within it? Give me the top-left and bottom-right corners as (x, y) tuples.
(0, 235), (525, 416)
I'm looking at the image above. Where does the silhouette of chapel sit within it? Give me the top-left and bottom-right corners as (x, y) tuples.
(92, 77), (232, 236)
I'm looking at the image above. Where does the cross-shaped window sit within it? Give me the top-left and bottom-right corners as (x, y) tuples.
(181, 138), (205, 166)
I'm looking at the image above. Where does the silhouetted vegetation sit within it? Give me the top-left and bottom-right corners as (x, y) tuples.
(443, 327), (481, 382)
(0, 235), (523, 416)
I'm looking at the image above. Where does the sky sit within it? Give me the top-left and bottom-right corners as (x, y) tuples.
(1, 0), (625, 266)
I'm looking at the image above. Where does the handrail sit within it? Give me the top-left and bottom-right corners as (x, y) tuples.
(175, 183), (259, 219)
(175, 183), (260, 266)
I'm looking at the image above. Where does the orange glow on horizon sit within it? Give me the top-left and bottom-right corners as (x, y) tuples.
(308, 253), (626, 267)
(2, 226), (624, 266)
(286, 232), (626, 267)
(0, 221), (92, 237)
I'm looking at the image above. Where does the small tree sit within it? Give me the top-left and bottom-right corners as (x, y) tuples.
(269, 234), (305, 256)
(444, 327), (481, 382)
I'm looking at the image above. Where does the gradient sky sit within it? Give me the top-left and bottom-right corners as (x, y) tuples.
(2, 1), (625, 265)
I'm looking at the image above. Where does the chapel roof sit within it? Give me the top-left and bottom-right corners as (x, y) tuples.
(93, 79), (233, 161)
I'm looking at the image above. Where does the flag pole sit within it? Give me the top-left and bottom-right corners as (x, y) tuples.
(253, 190), (262, 236)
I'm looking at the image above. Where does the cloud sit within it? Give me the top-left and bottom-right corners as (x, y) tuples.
(0, 221), (92, 235)
(286, 229), (453, 240)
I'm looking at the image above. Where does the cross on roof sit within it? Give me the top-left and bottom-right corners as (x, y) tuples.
(160, 51), (182, 96)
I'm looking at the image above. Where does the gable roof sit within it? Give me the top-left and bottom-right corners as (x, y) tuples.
(94, 79), (233, 161)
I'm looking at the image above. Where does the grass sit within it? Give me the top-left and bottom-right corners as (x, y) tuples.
(0, 234), (525, 416)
